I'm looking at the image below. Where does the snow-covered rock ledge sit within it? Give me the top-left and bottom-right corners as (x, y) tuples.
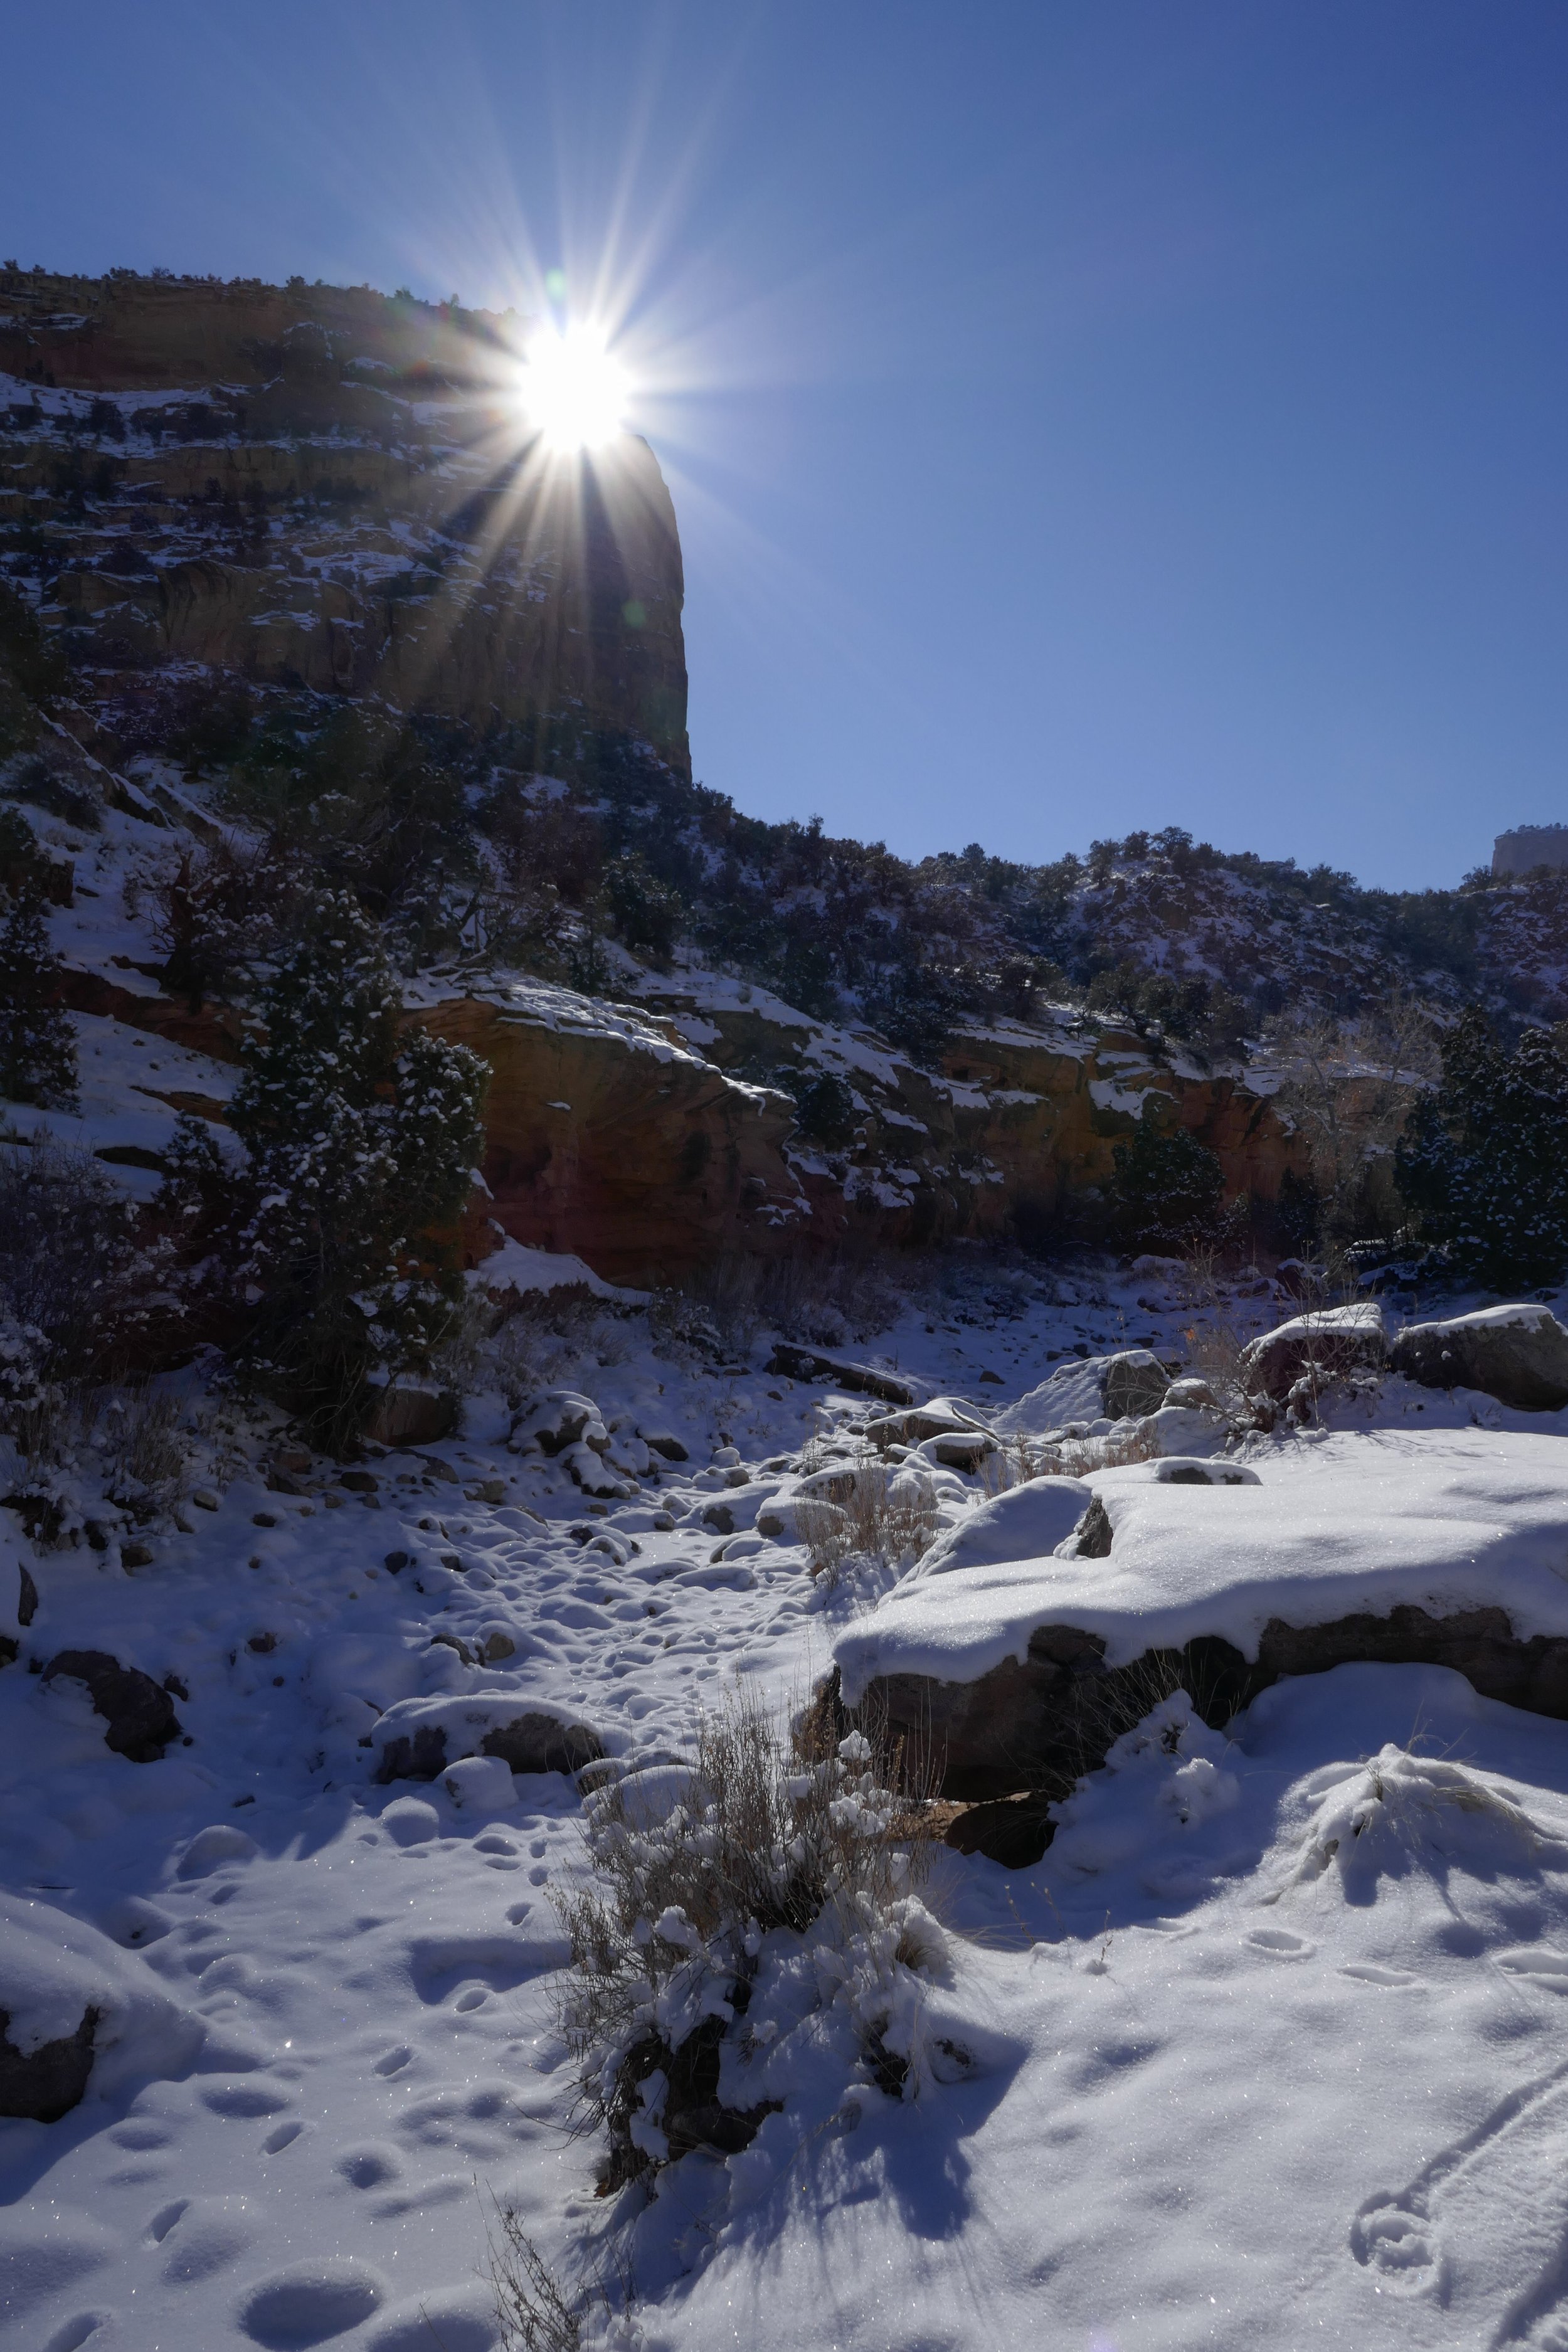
(834, 1430), (1568, 1799)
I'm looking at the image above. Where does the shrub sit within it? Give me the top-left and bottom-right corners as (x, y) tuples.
(1396, 1008), (1568, 1288)
(1106, 1112), (1224, 1248)
(795, 1459), (940, 1586)
(555, 1693), (938, 2193)
(0, 1136), (156, 1387)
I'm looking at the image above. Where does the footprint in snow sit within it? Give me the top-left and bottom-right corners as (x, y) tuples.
(1244, 1927), (1316, 1961)
(1351, 2060), (1568, 2336)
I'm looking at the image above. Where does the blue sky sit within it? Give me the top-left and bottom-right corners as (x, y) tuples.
(4, 1), (1565, 889)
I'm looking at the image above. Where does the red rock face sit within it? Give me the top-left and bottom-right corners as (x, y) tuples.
(410, 987), (1308, 1285)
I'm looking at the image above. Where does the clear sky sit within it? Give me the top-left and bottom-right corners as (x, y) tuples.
(4, 1), (1565, 890)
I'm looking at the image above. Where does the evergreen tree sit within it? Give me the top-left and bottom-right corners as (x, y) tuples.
(0, 885), (77, 1108)
(1396, 1009), (1568, 1288)
(170, 894), (487, 1446)
(1107, 1113), (1225, 1247)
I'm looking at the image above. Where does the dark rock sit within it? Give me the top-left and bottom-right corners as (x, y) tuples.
(41, 1649), (183, 1762)
(766, 1345), (916, 1406)
(338, 1470), (378, 1495)
(1071, 1496), (1114, 1558)
(376, 1711), (604, 1784)
(945, 1793), (1056, 1868)
(383, 1550), (410, 1574)
(17, 1564), (38, 1627)
(363, 1384), (457, 1448)
(1391, 1307), (1568, 1412)
(479, 1712), (605, 1776)
(931, 1431), (997, 1470)
(640, 1428), (690, 1462)
(120, 1540), (154, 1569)
(0, 2003), (97, 2121)
(701, 1503), (736, 1536)
(510, 1391), (598, 1457)
(374, 1724), (448, 1783)
(856, 1602), (1568, 1804)
(246, 1632), (276, 1655)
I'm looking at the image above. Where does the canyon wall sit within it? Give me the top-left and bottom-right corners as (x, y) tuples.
(1, 268), (688, 770)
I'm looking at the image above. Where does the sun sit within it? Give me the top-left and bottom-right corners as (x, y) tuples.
(515, 324), (630, 452)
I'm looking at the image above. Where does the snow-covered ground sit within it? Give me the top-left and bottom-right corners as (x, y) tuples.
(8, 1263), (1568, 2351)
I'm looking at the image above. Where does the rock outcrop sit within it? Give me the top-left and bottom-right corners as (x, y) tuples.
(411, 979), (1307, 1283)
(1, 268), (689, 771)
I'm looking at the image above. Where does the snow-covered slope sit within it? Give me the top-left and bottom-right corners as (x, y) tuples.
(8, 1264), (1568, 2349)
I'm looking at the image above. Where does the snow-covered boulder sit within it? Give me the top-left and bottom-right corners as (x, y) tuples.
(834, 1431), (1568, 1799)
(40, 1650), (183, 1763)
(372, 1695), (604, 1784)
(996, 1350), (1169, 1436)
(1239, 1303), (1386, 1401)
(507, 1389), (601, 1456)
(1390, 1303), (1568, 1411)
(0, 1892), (200, 2121)
(911, 1478), (1093, 1581)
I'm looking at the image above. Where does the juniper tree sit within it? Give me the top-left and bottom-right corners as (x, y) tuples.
(0, 883), (77, 1108)
(167, 894), (487, 1446)
(1396, 1009), (1568, 1288)
(1107, 1111), (1225, 1248)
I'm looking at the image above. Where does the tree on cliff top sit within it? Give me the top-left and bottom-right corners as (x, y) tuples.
(163, 895), (487, 1446)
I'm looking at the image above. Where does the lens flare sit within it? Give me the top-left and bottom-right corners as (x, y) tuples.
(516, 325), (630, 451)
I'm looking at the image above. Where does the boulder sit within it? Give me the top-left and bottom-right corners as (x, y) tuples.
(0, 1890), (199, 2120)
(479, 1713), (604, 1776)
(509, 1390), (600, 1457)
(1390, 1305), (1568, 1412)
(1239, 1304), (1386, 1401)
(374, 1705), (603, 1783)
(997, 1350), (1170, 1437)
(914, 1478), (1093, 1579)
(862, 1399), (990, 1448)
(0, 2005), (97, 2123)
(41, 1650), (183, 1762)
(363, 1384), (457, 1449)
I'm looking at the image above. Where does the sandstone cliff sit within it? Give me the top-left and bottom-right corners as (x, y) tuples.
(1, 268), (688, 769)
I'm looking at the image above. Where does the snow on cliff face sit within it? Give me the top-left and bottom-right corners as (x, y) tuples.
(5, 1266), (1568, 2350)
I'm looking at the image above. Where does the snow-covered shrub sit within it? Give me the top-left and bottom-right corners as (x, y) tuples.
(555, 1694), (938, 2193)
(489, 1296), (635, 1405)
(795, 1458), (940, 1586)
(0, 1135), (166, 1396)
(98, 1381), (191, 1526)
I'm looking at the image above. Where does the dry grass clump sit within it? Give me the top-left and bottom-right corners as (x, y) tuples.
(795, 1458), (940, 1584)
(980, 1420), (1160, 1496)
(554, 1690), (937, 2193)
(489, 2210), (583, 2352)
